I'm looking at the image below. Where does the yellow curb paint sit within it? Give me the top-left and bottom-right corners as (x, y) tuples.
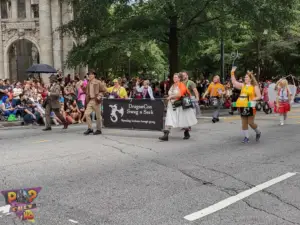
(32, 140), (50, 143)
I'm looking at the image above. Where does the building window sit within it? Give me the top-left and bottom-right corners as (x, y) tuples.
(1, 0), (11, 19)
(17, 0), (26, 18)
(31, 4), (38, 18)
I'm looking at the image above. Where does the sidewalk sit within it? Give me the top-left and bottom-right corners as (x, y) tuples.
(0, 121), (23, 128)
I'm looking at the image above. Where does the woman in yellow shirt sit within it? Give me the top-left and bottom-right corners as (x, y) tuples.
(231, 67), (262, 143)
(107, 78), (128, 99)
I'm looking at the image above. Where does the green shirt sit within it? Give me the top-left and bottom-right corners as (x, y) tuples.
(183, 80), (196, 97)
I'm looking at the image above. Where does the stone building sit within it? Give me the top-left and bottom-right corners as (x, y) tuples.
(0, 0), (85, 82)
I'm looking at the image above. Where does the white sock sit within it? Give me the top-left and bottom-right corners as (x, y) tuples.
(254, 127), (260, 134)
(280, 115), (284, 124)
(242, 130), (249, 138)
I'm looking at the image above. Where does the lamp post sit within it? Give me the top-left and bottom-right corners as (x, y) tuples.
(126, 50), (131, 77)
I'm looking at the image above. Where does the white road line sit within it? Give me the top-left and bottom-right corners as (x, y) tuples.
(0, 205), (10, 214)
(69, 219), (79, 223)
(184, 172), (297, 221)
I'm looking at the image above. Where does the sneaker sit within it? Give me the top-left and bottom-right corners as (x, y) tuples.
(280, 122), (284, 126)
(256, 132), (261, 142)
(242, 137), (249, 143)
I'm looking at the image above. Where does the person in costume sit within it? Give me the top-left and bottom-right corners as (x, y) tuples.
(231, 67), (262, 143)
(159, 73), (197, 141)
(275, 79), (292, 125)
(203, 75), (225, 123)
(107, 78), (128, 99)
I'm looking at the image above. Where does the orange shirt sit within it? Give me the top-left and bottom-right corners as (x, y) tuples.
(207, 82), (225, 97)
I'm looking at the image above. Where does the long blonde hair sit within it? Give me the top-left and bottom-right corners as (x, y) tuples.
(246, 71), (258, 86)
(275, 78), (290, 92)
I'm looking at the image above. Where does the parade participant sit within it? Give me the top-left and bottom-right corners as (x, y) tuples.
(231, 67), (262, 143)
(83, 70), (107, 135)
(275, 79), (292, 125)
(159, 73), (197, 141)
(181, 71), (201, 118)
(203, 75), (225, 123)
(136, 79), (155, 99)
(107, 78), (128, 99)
(43, 74), (68, 131)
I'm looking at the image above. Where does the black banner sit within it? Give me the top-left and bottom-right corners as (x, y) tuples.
(103, 99), (164, 130)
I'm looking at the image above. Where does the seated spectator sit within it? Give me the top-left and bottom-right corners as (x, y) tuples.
(64, 81), (76, 102)
(69, 100), (82, 123)
(1, 98), (18, 117)
(17, 95), (38, 125)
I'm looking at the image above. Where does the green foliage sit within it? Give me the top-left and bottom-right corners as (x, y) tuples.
(61, 0), (300, 80)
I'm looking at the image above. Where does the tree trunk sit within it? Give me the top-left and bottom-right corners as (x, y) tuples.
(168, 16), (179, 79)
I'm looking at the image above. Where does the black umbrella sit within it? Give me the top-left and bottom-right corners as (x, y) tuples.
(26, 64), (57, 73)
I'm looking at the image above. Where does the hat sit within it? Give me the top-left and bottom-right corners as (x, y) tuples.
(49, 74), (58, 81)
(113, 78), (118, 83)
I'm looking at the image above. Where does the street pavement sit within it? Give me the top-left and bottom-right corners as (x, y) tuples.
(1, 108), (300, 225)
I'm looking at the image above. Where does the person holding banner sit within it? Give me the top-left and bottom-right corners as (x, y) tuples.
(231, 67), (262, 143)
(136, 79), (155, 99)
(159, 73), (197, 141)
(274, 79), (292, 125)
(107, 78), (128, 99)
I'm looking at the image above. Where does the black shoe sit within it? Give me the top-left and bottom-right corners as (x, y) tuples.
(229, 112), (234, 115)
(212, 118), (217, 123)
(216, 118), (220, 122)
(256, 132), (261, 142)
(63, 122), (69, 129)
(93, 130), (102, 135)
(183, 130), (190, 140)
(43, 127), (52, 131)
(84, 129), (93, 135)
(159, 130), (169, 141)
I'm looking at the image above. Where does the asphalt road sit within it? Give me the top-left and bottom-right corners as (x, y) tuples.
(1, 108), (300, 225)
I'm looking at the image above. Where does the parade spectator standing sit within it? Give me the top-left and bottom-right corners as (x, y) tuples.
(83, 70), (107, 135)
(12, 82), (23, 106)
(0, 79), (8, 101)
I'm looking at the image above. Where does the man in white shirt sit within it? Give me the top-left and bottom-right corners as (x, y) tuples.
(12, 82), (23, 107)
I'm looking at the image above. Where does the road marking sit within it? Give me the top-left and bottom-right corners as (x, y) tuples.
(32, 140), (50, 143)
(69, 219), (79, 223)
(0, 205), (10, 214)
(184, 172), (297, 221)
(288, 115), (300, 119)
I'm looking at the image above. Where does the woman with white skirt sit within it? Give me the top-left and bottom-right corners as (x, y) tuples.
(159, 73), (198, 141)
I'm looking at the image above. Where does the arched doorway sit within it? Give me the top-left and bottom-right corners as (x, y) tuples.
(8, 39), (40, 82)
